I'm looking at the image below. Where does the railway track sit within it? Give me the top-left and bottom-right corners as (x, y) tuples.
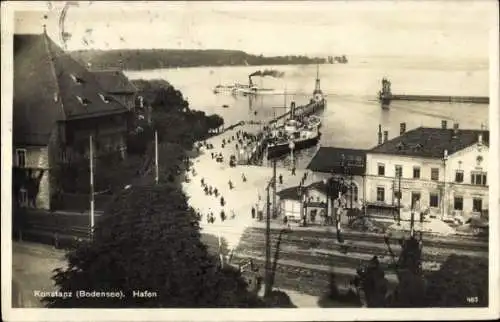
(247, 227), (488, 252)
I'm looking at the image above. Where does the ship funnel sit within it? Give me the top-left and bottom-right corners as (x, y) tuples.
(290, 101), (296, 119)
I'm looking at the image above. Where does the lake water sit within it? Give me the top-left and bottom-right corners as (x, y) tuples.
(125, 57), (489, 168)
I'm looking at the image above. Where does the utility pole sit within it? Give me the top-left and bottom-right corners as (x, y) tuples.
(264, 179), (272, 297)
(264, 159), (277, 297)
(272, 159), (277, 219)
(397, 174), (401, 225)
(89, 136), (95, 239)
(155, 130), (159, 184)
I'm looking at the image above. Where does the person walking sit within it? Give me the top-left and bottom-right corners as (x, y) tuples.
(279, 174), (283, 185)
(220, 210), (226, 222)
(291, 166), (296, 176)
(251, 206), (256, 219)
(220, 196), (225, 207)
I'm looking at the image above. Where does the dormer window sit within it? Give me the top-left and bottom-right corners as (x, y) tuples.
(70, 74), (84, 84)
(76, 96), (90, 106)
(414, 143), (423, 150)
(396, 142), (405, 150)
(99, 93), (111, 103)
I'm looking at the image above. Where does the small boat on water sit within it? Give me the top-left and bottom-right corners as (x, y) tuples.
(222, 104), (229, 108)
(213, 84), (235, 94)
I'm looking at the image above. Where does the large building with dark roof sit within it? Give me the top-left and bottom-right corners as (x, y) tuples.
(13, 29), (132, 210)
(91, 69), (138, 111)
(365, 123), (489, 219)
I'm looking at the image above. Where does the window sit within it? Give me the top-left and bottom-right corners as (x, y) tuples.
(16, 149), (26, 167)
(19, 188), (29, 207)
(60, 150), (67, 163)
(99, 93), (111, 103)
(377, 163), (385, 176)
(473, 198), (483, 212)
(76, 96), (90, 106)
(376, 187), (385, 202)
(429, 193), (439, 208)
(471, 171), (487, 186)
(70, 74), (84, 84)
(454, 196), (463, 211)
(413, 166), (421, 179)
(455, 170), (464, 183)
(395, 165), (402, 178)
(431, 168), (439, 181)
(411, 192), (421, 209)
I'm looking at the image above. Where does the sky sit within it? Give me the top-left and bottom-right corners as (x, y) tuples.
(12, 1), (498, 59)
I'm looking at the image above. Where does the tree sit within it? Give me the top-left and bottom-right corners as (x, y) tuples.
(43, 184), (265, 308)
(424, 255), (488, 307)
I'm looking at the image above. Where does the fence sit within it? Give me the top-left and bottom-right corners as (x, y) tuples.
(13, 208), (104, 249)
(52, 193), (112, 212)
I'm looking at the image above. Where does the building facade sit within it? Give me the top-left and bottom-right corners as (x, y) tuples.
(13, 30), (132, 210)
(365, 125), (489, 219)
(306, 146), (367, 217)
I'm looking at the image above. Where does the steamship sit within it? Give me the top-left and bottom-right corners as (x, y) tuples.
(266, 118), (321, 159)
(265, 65), (325, 159)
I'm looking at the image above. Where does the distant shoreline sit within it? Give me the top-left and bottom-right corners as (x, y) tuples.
(70, 48), (348, 71)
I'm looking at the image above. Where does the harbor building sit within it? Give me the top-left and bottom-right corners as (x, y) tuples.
(365, 123), (489, 219)
(13, 28), (132, 210)
(304, 147), (367, 222)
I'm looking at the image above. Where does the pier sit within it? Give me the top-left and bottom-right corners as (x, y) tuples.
(378, 78), (489, 107)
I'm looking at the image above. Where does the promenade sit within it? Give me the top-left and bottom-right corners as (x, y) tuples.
(182, 123), (314, 250)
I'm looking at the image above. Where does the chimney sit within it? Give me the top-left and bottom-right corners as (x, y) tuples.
(383, 131), (389, 143)
(400, 122), (406, 135)
(378, 124), (383, 145)
(441, 120), (447, 129)
(453, 123), (459, 137)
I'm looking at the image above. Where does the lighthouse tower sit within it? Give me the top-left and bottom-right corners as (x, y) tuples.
(313, 64), (324, 103)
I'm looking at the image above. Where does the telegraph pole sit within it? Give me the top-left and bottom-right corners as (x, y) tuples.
(397, 174), (401, 225)
(155, 130), (159, 184)
(272, 159), (277, 219)
(89, 136), (95, 239)
(264, 179), (272, 297)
